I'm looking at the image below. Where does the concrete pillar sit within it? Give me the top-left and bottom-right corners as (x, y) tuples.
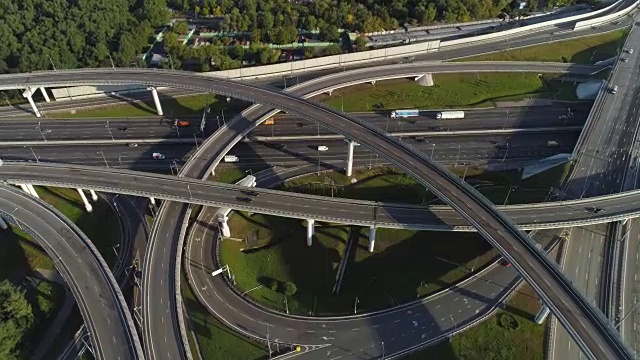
(219, 215), (231, 237)
(534, 305), (551, 324)
(346, 140), (355, 177)
(39, 87), (50, 102)
(415, 73), (434, 87)
(370, 80), (376, 86)
(150, 197), (156, 206)
(22, 89), (41, 118)
(0, 216), (7, 230)
(327, 89), (333, 96)
(89, 190), (98, 202)
(148, 87), (163, 116)
(18, 184), (30, 195)
(77, 189), (93, 213)
(306, 219), (315, 246)
(26, 184), (39, 199)
(368, 226), (376, 253)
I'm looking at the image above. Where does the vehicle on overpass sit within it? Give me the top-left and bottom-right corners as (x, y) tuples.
(390, 109), (419, 118)
(224, 155), (239, 163)
(547, 140), (560, 147)
(317, 145), (329, 151)
(152, 152), (165, 160)
(264, 118), (275, 125)
(436, 110), (465, 119)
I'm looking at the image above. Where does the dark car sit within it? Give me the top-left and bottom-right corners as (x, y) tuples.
(236, 196), (253, 203)
(296, 122), (307, 128)
(589, 207), (605, 214)
(275, 144), (287, 150)
(242, 190), (260, 197)
(118, 127), (129, 132)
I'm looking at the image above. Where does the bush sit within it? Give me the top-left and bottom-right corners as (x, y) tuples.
(270, 279), (279, 292)
(283, 282), (297, 296)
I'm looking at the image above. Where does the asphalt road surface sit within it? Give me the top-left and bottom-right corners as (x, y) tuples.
(0, 185), (142, 360)
(551, 23), (640, 360)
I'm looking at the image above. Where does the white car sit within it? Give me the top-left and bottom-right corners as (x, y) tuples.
(128, 143), (138, 148)
(317, 145), (329, 151)
(152, 152), (165, 160)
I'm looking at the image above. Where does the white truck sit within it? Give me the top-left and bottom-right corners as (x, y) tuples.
(224, 155), (239, 163)
(390, 109), (419, 118)
(436, 111), (465, 119)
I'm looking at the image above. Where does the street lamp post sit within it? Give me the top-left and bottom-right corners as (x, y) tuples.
(118, 156), (125, 167)
(97, 151), (108, 167)
(503, 185), (515, 206)
(449, 315), (457, 332)
(501, 143), (509, 163)
(455, 144), (461, 167)
(27, 146), (39, 162)
(431, 143), (436, 160)
(36, 122), (47, 141)
(354, 297), (359, 314)
(381, 341), (385, 359)
(105, 121), (114, 140)
(187, 184), (193, 200)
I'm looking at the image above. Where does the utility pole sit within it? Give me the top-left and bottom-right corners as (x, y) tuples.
(353, 297), (359, 314)
(266, 325), (272, 359)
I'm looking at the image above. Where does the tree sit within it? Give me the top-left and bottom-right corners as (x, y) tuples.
(0, 280), (34, 359)
(283, 282), (297, 296)
(270, 279), (279, 291)
(173, 21), (189, 35)
(353, 36), (368, 50)
(303, 46), (316, 59)
(324, 43), (342, 56)
(259, 47), (277, 64)
(319, 24), (340, 42)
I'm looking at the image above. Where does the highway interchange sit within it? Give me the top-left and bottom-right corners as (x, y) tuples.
(1, 5), (640, 360)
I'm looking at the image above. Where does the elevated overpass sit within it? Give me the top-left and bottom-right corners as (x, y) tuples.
(0, 67), (633, 359)
(0, 185), (143, 360)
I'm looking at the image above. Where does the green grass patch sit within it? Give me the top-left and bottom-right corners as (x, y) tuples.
(457, 29), (628, 64)
(35, 186), (121, 266)
(220, 212), (496, 315)
(318, 73), (576, 112)
(0, 228), (54, 279)
(279, 164), (567, 206)
(404, 284), (545, 360)
(181, 274), (268, 360)
(63, 93), (252, 118)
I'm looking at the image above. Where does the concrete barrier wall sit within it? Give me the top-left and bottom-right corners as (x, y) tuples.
(207, 41), (440, 79)
(574, 0), (639, 29)
(441, 0), (624, 48)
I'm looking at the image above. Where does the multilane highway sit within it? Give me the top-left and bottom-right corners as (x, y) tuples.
(0, 185), (143, 360)
(0, 66), (628, 359)
(0, 132), (580, 170)
(0, 104), (588, 142)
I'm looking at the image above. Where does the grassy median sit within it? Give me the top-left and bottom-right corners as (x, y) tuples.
(457, 29), (628, 64)
(403, 284), (545, 360)
(319, 73), (577, 112)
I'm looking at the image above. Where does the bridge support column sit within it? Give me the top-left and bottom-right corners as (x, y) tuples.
(148, 87), (163, 116)
(89, 190), (98, 201)
(414, 73), (434, 87)
(0, 216), (7, 230)
(346, 140), (356, 177)
(26, 184), (39, 199)
(150, 197), (156, 206)
(370, 80), (376, 86)
(368, 226), (376, 253)
(306, 219), (315, 246)
(77, 189), (93, 213)
(219, 215), (231, 237)
(534, 305), (551, 324)
(39, 87), (50, 102)
(19, 184), (31, 195)
(22, 88), (41, 118)
(327, 89), (333, 96)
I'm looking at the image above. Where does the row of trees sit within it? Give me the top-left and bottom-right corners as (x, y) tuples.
(0, 0), (172, 74)
(168, 0), (542, 39)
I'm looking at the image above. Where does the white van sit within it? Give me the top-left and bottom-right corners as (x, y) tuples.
(224, 155), (239, 163)
(317, 146), (329, 151)
(152, 152), (165, 160)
